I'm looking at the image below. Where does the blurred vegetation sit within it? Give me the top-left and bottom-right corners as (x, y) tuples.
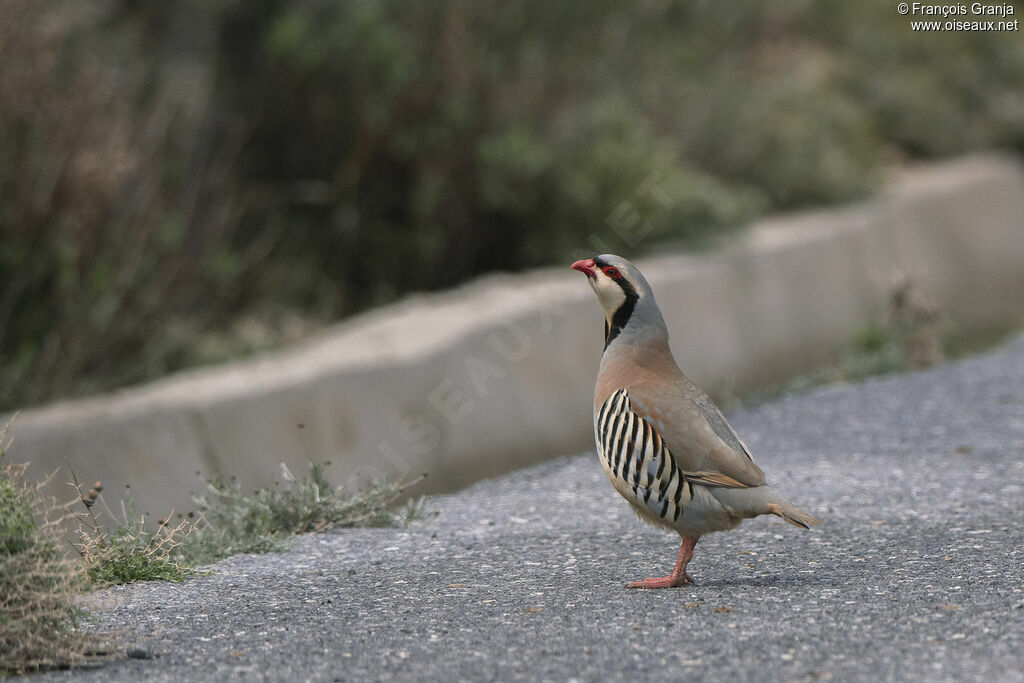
(772, 275), (947, 398)
(2, 0), (1023, 409)
(743, 275), (1021, 406)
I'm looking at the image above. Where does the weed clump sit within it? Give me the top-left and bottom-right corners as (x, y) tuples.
(68, 465), (198, 587)
(1, 416), (424, 673)
(0, 428), (93, 674)
(69, 458), (426, 574)
(181, 463), (426, 565)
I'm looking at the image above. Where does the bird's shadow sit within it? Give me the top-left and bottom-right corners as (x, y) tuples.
(688, 572), (833, 590)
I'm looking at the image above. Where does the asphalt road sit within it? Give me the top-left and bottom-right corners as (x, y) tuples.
(32, 333), (1024, 682)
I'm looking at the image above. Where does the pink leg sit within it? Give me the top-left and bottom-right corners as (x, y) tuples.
(626, 537), (698, 589)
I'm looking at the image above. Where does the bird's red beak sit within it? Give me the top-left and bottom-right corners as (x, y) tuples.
(571, 258), (597, 280)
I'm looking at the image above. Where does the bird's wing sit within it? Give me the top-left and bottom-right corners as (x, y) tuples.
(625, 381), (766, 488)
(596, 388), (761, 528)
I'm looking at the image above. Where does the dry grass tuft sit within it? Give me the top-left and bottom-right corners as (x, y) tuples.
(181, 463), (427, 565)
(0, 423), (101, 674)
(67, 463), (199, 586)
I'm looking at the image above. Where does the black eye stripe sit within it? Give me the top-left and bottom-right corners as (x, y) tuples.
(593, 257), (626, 280)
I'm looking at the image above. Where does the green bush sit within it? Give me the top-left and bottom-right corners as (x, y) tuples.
(1, 0), (1022, 409)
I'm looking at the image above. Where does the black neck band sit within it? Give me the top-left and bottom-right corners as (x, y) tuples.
(605, 291), (638, 350)
(593, 257), (639, 351)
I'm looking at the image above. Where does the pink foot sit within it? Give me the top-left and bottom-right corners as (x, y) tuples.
(626, 572), (694, 589)
(625, 536), (698, 589)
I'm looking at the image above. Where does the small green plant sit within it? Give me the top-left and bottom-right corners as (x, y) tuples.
(180, 463), (427, 566)
(836, 275), (944, 381)
(68, 465), (199, 587)
(1, 424), (95, 674)
(746, 277), (948, 405)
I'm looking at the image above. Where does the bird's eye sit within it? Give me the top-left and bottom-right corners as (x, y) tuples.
(602, 266), (620, 278)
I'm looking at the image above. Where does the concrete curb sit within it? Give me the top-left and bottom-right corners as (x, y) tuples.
(7, 154), (1024, 517)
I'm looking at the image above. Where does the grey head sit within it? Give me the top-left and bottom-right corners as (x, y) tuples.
(570, 254), (668, 352)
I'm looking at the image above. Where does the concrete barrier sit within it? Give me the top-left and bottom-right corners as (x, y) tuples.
(7, 154), (1024, 518)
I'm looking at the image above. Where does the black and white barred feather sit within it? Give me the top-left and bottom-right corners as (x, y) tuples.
(595, 388), (694, 523)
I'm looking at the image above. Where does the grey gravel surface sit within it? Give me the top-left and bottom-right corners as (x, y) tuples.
(31, 334), (1024, 682)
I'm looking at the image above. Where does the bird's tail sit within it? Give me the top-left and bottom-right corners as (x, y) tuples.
(712, 486), (820, 529)
(763, 501), (820, 529)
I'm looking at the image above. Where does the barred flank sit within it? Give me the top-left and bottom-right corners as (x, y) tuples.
(596, 389), (692, 523)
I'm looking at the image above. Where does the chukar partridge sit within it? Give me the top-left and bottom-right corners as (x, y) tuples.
(571, 254), (819, 588)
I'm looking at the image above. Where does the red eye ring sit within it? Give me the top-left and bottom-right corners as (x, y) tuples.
(602, 266), (620, 278)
